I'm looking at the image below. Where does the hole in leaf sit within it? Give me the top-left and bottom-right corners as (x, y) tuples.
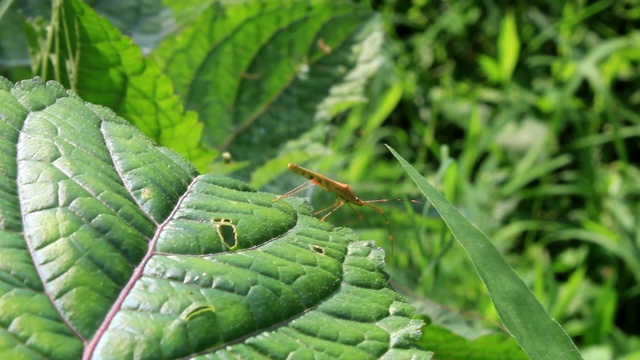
(183, 305), (216, 322)
(240, 73), (260, 79)
(211, 218), (238, 249)
(310, 244), (325, 255)
(221, 151), (233, 163)
(141, 187), (153, 199)
(317, 38), (332, 55)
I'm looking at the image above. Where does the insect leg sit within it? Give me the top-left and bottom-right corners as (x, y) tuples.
(319, 199), (346, 221)
(363, 203), (394, 255)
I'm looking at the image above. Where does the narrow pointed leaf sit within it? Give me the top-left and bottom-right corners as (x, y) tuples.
(497, 11), (520, 83)
(387, 145), (582, 360)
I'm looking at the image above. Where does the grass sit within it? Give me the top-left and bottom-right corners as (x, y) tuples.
(3, 0), (639, 358)
(299, 1), (640, 358)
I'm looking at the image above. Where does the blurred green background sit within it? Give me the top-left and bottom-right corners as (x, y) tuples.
(3, 0), (639, 358)
(345, 1), (640, 358)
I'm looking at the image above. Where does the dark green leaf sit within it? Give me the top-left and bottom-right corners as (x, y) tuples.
(152, 1), (385, 168)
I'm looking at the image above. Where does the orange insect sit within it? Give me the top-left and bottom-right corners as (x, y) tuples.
(274, 163), (419, 254)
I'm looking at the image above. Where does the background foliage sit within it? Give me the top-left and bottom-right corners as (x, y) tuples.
(366, 1), (640, 359)
(1, 0), (639, 358)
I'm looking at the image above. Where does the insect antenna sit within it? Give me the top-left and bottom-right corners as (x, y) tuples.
(273, 180), (316, 201)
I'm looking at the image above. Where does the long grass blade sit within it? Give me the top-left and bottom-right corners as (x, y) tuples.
(387, 144), (583, 360)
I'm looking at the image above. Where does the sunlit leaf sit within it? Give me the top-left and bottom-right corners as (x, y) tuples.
(0, 77), (427, 359)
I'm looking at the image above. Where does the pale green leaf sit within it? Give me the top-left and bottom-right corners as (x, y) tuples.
(497, 12), (520, 83)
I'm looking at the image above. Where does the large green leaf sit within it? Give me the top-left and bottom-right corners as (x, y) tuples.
(152, 0), (385, 167)
(0, 77), (428, 359)
(25, 0), (387, 174)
